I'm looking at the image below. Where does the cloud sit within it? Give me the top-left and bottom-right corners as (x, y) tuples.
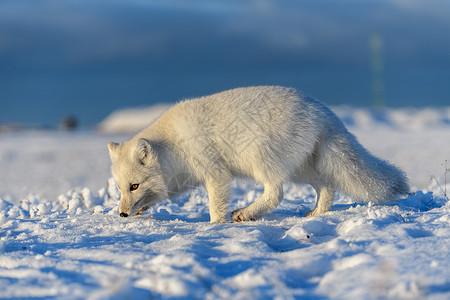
(1, 0), (449, 68)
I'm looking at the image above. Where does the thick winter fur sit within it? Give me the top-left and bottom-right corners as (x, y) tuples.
(108, 86), (409, 223)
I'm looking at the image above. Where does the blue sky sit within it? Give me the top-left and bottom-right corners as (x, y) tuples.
(1, 0), (449, 126)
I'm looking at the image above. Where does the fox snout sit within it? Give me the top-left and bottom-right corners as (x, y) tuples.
(119, 204), (150, 218)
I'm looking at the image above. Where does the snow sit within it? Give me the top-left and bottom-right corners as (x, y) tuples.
(1, 106), (449, 299)
(97, 104), (171, 134)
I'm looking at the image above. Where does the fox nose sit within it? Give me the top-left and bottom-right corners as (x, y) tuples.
(120, 212), (128, 218)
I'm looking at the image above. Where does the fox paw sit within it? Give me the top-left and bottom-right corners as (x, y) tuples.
(210, 215), (227, 223)
(305, 209), (327, 217)
(231, 208), (256, 222)
(305, 209), (320, 217)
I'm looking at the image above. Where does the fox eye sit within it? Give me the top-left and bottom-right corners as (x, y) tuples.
(130, 184), (139, 191)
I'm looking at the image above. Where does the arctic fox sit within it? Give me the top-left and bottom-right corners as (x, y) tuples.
(108, 86), (409, 223)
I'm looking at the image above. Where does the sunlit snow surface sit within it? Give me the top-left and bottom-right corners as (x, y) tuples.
(0, 107), (449, 299)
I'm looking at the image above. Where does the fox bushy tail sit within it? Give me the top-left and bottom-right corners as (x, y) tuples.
(320, 131), (409, 202)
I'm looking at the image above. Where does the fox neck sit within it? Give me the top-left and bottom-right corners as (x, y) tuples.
(155, 142), (200, 199)
(140, 117), (200, 199)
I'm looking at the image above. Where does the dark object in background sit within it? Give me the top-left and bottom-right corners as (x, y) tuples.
(60, 115), (78, 131)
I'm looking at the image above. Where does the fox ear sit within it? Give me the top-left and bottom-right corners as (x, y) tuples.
(136, 138), (155, 165)
(107, 142), (119, 159)
(108, 142), (119, 152)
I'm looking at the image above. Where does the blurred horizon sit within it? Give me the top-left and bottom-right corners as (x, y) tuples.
(1, 0), (450, 127)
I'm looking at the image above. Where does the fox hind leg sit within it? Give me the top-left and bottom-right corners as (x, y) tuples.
(306, 183), (335, 217)
(292, 160), (335, 217)
(231, 183), (283, 222)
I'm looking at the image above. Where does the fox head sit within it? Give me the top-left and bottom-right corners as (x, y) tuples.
(107, 138), (168, 217)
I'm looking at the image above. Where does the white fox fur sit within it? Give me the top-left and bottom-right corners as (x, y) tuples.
(108, 86), (409, 223)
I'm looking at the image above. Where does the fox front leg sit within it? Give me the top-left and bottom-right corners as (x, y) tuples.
(205, 178), (231, 223)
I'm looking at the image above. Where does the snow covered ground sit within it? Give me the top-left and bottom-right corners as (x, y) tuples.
(1, 106), (449, 299)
